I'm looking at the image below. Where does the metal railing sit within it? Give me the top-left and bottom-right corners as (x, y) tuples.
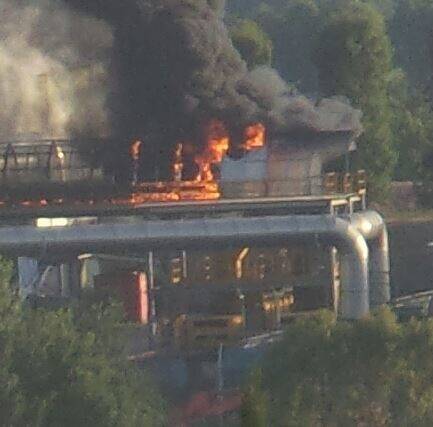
(323, 170), (367, 196)
(0, 140), (102, 183)
(222, 170), (367, 199)
(0, 140), (368, 211)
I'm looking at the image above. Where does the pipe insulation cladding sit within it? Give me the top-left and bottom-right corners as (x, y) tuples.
(349, 211), (391, 307)
(0, 214), (369, 320)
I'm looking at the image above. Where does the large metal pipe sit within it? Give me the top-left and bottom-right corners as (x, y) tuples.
(349, 210), (390, 307)
(0, 215), (369, 319)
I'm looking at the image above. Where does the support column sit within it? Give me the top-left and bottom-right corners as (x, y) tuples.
(60, 264), (71, 298)
(60, 258), (81, 298)
(17, 257), (39, 299)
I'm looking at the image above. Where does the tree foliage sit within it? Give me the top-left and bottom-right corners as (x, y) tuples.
(244, 309), (433, 426)
(314, 3), (397, 196)
(228, 0), (433, 191)
(234, 0), (395, 92)
(256, 0), (321, 92)
(389, 69), (433, 181)
(389, 0), (433, 91)
(230, 19), (273, 68)
(0, 260), (165, 427)
(241, 369), (268, 427)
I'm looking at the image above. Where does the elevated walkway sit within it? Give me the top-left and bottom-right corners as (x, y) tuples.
(0, 193), (364, 224)
(0, 139), (367, 222)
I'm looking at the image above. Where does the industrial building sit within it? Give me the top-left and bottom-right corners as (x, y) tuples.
(0, 126), (389, 358)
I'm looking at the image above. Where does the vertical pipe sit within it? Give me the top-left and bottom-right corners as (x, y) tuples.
(60, 263), (70, 298)
(331, 247), (340, 315)
(369, 226), (390, 306)
(148, 251), (157, 338)
(349, 211), (391, 307)
(334, 225), (369, 319)
(182, 250), (188, 279)
(339, 243), (369, 319)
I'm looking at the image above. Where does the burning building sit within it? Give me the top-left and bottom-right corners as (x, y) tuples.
(0, 2), (393, 422)
(0, 0), (362, 187)
(1, 0), (375, 348)
(0, 0), (365, 217)
(220, 129), (358, 198)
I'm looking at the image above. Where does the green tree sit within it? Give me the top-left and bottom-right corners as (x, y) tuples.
(388, 69), (433, 181)
(241, 369), (268, 427)
(0, 260), (165, 427)
(241, 1), (392, 92)
(389, 0), (433, 90)
(230, 19), (273, 68)
(248, 308), (433, 426)
(256, 0), (321, 91)
(315, 3), (397, 197)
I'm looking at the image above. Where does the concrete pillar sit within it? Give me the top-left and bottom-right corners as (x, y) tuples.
(60, 264), (71, 298)
(69, 259), (81, 297)
(60, 258), (81, 298)
(17, 257), (39, 299)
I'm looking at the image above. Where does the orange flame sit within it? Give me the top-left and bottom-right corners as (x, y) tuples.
(243, 123), (265, 150)
(6, 122), (266, 210)
(130, 140), (142, 160)
(172, 142), (184, 182)
(194, 120), (265, 183)
(194, 120), (230, 182)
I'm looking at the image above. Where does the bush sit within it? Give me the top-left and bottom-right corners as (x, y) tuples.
(315, 3), (397, 198)
(0, 259), (165, 427)
(241, 369), (268, 427)
(244, 308), (433, 426)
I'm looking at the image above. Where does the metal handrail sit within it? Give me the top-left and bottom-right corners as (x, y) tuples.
(0, 140), (100, 178)
(0, 140), (367, 201)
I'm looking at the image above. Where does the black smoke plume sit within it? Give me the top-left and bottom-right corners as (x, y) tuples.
(9, 0), (361, 180)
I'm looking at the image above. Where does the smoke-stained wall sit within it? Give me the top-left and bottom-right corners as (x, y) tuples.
(0, 0), (112, 141)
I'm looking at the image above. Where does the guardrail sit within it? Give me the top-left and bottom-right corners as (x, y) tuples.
(0, 140), (102, 183)
(323, 170), (367, 196)
(222, 170), (367, 199)
(0, 140), (367, 210)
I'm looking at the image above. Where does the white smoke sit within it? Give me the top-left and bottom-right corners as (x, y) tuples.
(0, 0), (112, 141)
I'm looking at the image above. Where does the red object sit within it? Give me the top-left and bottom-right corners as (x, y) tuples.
(171, 391), (242, 426)
(94, 271), (149, 324)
